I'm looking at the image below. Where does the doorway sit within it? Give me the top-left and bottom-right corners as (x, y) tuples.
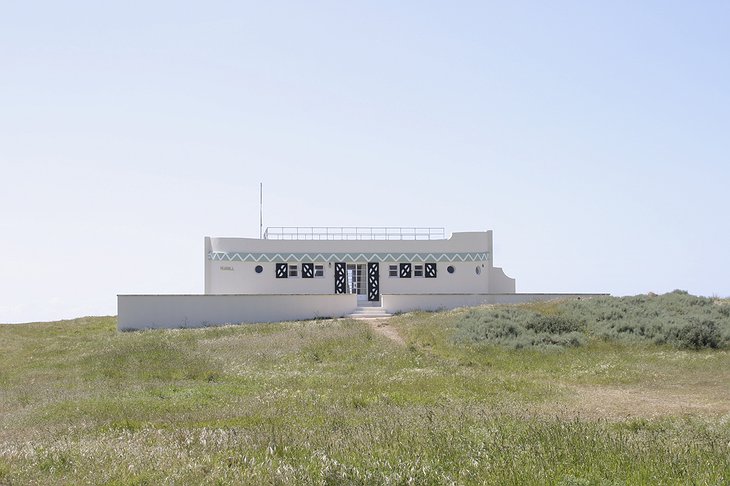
(346, 264), (366, 301)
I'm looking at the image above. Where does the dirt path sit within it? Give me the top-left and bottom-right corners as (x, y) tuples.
(368, 319), (406, 346)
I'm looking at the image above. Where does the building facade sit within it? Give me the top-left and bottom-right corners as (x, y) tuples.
(204, 228), (515, 299)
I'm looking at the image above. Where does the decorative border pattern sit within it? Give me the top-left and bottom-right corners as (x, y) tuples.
(208, 252), (489, 263)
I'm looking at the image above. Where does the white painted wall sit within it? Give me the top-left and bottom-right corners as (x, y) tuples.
(117, 293), (607, 330)
(206, 261), (336, 294)
(381, 293), (604, 314)
(204, 231), (515, 296)
(489, 267), (516, 293)
(117, 294), (357, 330)
(207, 231), (492, 256)
(379, 262), (484, 294)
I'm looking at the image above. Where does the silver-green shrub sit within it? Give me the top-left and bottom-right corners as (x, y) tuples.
(455, 307), (586, 350)
(454, 291), (730, 350)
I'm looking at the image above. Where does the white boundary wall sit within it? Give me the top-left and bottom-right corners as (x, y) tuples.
(117, 293), (606, 330)
(381, 293), (606, 314)
(118, 294), (357, 331)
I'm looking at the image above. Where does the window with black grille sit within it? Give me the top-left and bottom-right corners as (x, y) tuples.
(399, 263), (412, 278)
(425, 263), (437, 278)
(275, 263), (288, 278)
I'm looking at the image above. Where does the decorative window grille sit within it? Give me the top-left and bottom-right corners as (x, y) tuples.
(367, 262), (380, 301)
(425, 263), (437, 278)
(275, 263), (288, 278)
(334, 263), (346, 293)
(399, 263), (412, 278)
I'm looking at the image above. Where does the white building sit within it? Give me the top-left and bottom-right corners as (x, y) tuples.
(205, 228), (515, 299)
(118, 227), (598, 330)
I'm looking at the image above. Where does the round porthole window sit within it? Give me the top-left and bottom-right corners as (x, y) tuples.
(447, 265), (455, 274)
(475, 266), (481, 275)
(255, 265), (263, 274)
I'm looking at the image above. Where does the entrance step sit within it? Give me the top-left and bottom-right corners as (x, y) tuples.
(345, 306), (393, 319)
(356, 301), (382, 307)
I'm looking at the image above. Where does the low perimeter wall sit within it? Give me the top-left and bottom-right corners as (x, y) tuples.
(381, 293), (607, 314)
(118, 293), (608, 330)
(118, 294), (358, 331)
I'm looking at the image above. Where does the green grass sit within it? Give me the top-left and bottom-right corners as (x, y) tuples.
(1, 296), (729, 484)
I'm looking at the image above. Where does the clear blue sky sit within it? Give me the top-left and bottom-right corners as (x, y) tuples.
(1, 1), (728, 323)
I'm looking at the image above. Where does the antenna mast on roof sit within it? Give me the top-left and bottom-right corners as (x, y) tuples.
(259, 182), (263, 239)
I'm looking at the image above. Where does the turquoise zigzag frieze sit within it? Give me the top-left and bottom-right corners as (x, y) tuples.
(207, 252), (489, 263)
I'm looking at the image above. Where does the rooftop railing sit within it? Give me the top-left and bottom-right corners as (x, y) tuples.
(263, 227), (446, 241)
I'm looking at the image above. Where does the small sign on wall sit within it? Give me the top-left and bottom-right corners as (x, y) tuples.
(220, 266), (234, 271)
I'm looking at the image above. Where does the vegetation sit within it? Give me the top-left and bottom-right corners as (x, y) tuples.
(0, 293), (728, 484)
(455, 290), (730, 350)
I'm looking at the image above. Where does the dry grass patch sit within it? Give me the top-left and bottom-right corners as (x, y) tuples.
(569, 383), (730, 419)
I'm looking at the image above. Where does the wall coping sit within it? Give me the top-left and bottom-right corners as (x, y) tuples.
(119, 292), (608, 297)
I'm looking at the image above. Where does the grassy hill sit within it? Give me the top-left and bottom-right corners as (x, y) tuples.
(1, 293), (729, 484)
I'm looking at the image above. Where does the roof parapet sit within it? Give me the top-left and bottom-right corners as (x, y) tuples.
(263, 227), (446, 241)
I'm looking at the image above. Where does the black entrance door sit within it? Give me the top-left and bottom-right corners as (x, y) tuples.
(367, 262), (379, 301)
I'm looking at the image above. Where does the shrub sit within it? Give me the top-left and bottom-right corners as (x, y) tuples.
(669, 320), (721, 349)
(453, 293), (730, 350)
(454, 308), (586, 350)
(525, 315), (584, 334)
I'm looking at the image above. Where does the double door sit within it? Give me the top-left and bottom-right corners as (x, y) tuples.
(334, 262), (380, 302)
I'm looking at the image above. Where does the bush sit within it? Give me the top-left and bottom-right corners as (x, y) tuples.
(455, 308), (586, 350)
(670, 320), (721, 349)
(525, 315), (584, 334)
(453, 293), (730, 350)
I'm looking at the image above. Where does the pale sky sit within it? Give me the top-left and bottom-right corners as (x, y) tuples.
(1, 1), (729, 323)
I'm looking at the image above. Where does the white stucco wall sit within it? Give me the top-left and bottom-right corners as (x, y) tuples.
(488, 267), (516, 293)
(117, 293), (606, 331)
(117, 294), (357, 330)
(206, 261), (337, 294)
(205, 261), (515, 295)
(378, 262), (488, 294)
(381, 293), (604, 314)
(204, 231), (515, 296)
